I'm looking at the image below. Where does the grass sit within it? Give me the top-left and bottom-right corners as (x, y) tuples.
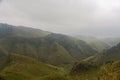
(0, 54), (65, 80)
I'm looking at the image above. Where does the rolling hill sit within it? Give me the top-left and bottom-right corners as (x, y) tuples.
(0, 23), (50, 38)
(0, 23), (97, 66)
(74, 35), (110, 52)
(0, 23), (120, 80)
(82, 42), (120, 64)
(100, 37), (120, 46)
(0, 54), (65, 80)
(70, 42), (120, 80)
(70, 60), (120, 80)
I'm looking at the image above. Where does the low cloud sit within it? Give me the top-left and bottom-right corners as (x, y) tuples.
(0, 0), (120, 37)
(0, 0), (2, 4)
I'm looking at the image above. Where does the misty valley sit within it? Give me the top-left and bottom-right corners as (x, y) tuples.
(0, 23), (120, 80)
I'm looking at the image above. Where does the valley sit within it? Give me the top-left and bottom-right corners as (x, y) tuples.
(0, 23), (120, 80)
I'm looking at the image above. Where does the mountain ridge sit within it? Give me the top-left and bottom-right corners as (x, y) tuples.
(0, 23), (97, 66)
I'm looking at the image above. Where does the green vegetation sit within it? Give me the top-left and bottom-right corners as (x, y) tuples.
(70, 60), (120, 80)
(0, 23), (120, 80)
(69, 42), (120, 80)
(85, 43), (120, 64)
(0, 23), (50, 38)
(70, 61), (99, 80)
(99, 61), (120, 80)
(0, 54), (65, 80)
(0, 23), (97, 66)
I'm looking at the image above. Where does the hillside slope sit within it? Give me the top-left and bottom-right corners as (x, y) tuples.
(0, 23), (97, 66)
(0, 54), (63, 80)
(0, 23), (50, 38)
(74, 35), (110, 52)
(84, 42), (120, 64)
(101, 37), (120, 46)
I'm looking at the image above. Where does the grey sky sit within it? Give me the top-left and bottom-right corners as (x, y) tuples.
(0, 0), (120, 37)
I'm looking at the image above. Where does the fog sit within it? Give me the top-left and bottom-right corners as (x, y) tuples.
(0, 0), (120, 37)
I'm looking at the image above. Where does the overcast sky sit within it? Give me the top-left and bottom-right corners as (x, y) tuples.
(0, 0), (120, 37)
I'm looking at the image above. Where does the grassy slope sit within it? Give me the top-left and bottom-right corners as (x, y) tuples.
(0, 36), (97, 66)
(70, 42), (120, 80)
(86, 43), (120, 64)
(0, 37), (75, 66)
(46, 34), (97, 59)
(0, 23), (100, 80)
(0, 54), (65, 80)
(0, 23), (97, 66)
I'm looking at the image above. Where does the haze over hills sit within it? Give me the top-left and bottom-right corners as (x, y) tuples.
(74, 35), (110, 52)
(0, 23), (50, 38)
(100, 37), (120, 46)
(1, 0), (120, 80)
(0, 23), (120, 80)
(0, 23), (97, 66)
(70, 42), (120, 80)
(88, 42), (120, 64)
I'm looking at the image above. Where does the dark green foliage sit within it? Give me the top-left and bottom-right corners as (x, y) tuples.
(70, 61), (97, 75)
(0, 78), (5, 80)
(0, 75), (5, 80)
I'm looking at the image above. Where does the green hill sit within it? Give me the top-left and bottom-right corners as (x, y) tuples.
(0, 23), (97, 66)
(0, 23), (120, 80)
(74, 35), (110, 52)
(70, 42), (120, 80)
(70, 60), (120, 80)
(79, 42), (120, 68)
(0, 54), (64, 80)
(45, 34), (97, 60)
(86, 40), (110, 52)
(86, 43), (120, 64)
(0, 23), (50, 38)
